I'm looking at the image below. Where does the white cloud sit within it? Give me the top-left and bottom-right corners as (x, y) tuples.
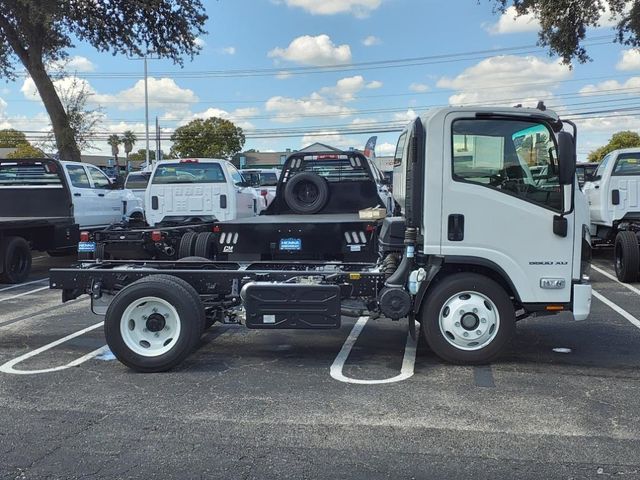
(579, 77), (640, 95)
(393, 109), (417, 123)
(376, 142), (396, 156)
(575, 114), (640, 134)
(362, 35), (381, 46)
(275, 71), (292, 80)
(486, 6), (539, 34)
(219, 46), (236, 55)
(50, 55), (96, 73)
(268, 34), (351, 66)
(409, 82), (429, 93)
(181, 107), (257, 131)
(281, 0), (381, 18)
(194, 37), (207, 48)
(616, 49), (640, 71)
(437, 55), (571, 106)
(266, 93), (352, 123)
(99, 77), (198, 113)
(319, 75), (382, 101)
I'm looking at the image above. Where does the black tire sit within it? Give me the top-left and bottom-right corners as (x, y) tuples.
(194, 232), (216, 259)
(283, 172), (329, 214)
(420, 273), (515, 364)
(614, 231), (640, 282)
(128, 212), (146, 228)
(177, 256), (212, 263)
(104, 275), (205, 372)
(178, 232), (198, 259)
(0, 236), (32, 284)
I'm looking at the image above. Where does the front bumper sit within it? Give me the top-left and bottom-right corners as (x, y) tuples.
(572, 283), (592, 321)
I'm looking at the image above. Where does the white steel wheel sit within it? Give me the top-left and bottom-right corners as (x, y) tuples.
(120, 297), (182, 357)
(438, 291), (500, 351)
(421, 273), (515, 364)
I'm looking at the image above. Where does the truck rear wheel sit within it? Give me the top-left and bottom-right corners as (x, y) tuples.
(614, 231), (639, 282)
(104, 275), (205, 372)
(283, 172), (329, 214)
(178, 232), (198, 259)
(194, 232), (215, 259)
(420, 273), (515, 364)
(0, 236), (32, 284)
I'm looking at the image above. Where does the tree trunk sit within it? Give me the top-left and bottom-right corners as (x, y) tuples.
(26, 62), (82, 162)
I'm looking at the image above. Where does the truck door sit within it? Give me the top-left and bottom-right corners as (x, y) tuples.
(86, 165), (122, 226)
(441, 114), (575, 304)
(226, 163), (256, 218)
(583, 152), (612, 225)
(609, 151), (640, 222)
(64, 164), (96, 227)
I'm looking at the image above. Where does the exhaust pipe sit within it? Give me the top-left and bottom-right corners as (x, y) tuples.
(385, 227), (417, 288)
(163, 246), (175, 257)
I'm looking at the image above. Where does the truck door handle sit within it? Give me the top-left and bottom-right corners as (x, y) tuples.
(447, 214), (464, 241)
(594, 185), (599, 189)
(74, 193), (81, 197)
(98, 193), (105, 197)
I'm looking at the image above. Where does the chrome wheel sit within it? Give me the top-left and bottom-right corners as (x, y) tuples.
(438, 291), (500, 351)
(120, 296), (182, 357)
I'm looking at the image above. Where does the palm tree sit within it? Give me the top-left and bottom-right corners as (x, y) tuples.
(107, 134), (121, 169)
(122, 130), (137, 160)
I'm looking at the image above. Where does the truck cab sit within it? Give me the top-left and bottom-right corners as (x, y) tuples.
(583, 148), (640, 281)
(145, 158), (257, 226)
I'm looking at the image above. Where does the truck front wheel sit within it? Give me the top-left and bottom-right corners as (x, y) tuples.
(0, 236), (32, 284)
(614, 231), (639, 283)
(104, 275), (205, 372)
(420, 273), (515, 364)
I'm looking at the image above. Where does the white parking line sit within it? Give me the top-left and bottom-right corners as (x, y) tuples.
(32, 255), (48, 261)
(593, 290), (640, 331)
(0, 278), (48, 293)
(591, 265), (640, 296)
(0, 286), (49, 303)
(330, 316), (419, 384)
(0, 321), (107, 375)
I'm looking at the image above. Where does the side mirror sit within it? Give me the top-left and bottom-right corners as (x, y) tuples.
(557, 131), (576, 186)
(112, 176), (124, 189)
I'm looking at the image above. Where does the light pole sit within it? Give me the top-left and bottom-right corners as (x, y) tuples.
(128, 53), (158, 167)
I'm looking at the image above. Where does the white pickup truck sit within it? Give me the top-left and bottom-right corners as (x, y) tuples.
(583, 148), (640, 281)
(145, 158), (258, 226)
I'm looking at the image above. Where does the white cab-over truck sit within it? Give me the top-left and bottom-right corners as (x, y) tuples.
(583, 148), (640, 282)
(0, 158), (143, 283)
(50, 105), (592, 372)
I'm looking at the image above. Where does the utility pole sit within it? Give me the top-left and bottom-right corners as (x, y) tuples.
(144, 55), (150, 166)
(155, 116), (161, 164)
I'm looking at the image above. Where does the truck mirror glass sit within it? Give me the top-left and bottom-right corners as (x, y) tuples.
(557, 131), (576, 186)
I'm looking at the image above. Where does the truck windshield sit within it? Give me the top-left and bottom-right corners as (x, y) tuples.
(0, 162), (63, 187)
(152, 163), (225, 184)
(125, 173), (150, 189)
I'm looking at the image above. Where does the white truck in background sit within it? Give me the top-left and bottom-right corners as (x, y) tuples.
(583, 148), (640, 281)
(146, 158), (258, 226)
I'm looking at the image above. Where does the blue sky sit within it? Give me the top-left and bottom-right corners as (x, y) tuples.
(2, 0), (640, 160)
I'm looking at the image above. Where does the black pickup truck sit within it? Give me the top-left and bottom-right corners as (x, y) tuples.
(0, 158), (79, 283)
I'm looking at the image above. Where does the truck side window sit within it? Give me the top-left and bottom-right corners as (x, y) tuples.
(394, 133), (406, 167)
(66, 165), (91, 188)
(452, 119), (562, 212)
(595, 153), (612, 178)
(87, 166), (111, 189)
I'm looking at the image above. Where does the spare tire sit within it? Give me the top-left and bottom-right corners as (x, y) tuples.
(283, 172), (329, 214)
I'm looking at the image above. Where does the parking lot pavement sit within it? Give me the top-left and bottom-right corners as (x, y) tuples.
(0, 252), (639, 479)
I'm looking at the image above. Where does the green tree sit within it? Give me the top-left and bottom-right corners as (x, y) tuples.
(0, 128), (28, 147)
(0, 1), (207, 162)
(587, 131), (640, 162)
(107, 134), (122, 168)
(488, 1), (640, 64)
(6, 143), (46, 158)
(122, 131), (137, 160)
(170, 117), (245, 159)
(128, 149), (168, 162)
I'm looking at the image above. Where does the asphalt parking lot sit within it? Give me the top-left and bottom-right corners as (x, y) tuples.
(0, 251), (639, 479)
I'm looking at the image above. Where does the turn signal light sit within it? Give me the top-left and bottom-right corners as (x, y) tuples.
(260, 189), (268, 196)
(545, 305), (564, 311)
(80, 231), (90, 242)
(151, 230), (163, 242)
